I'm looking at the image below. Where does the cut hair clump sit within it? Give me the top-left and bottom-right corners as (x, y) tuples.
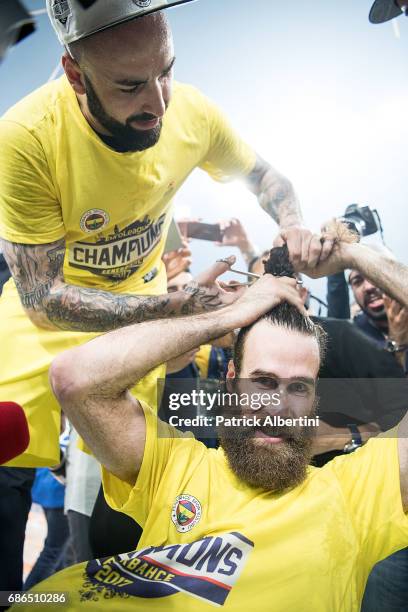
(262, 245), (295, 277)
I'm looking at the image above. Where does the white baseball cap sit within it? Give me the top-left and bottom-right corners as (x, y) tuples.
(46, 0), (195, 46)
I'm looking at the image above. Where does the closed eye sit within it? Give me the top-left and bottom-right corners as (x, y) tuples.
(120, 85), (142, 94)
(119, 58), (175, 94)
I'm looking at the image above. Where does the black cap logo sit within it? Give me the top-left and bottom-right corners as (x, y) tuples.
(133, 0), (153, 8)
(52, 0), (71, 26)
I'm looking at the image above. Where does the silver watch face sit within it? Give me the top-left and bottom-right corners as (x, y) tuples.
(344, 441), (360, 454)
(386, 340), (398, 353)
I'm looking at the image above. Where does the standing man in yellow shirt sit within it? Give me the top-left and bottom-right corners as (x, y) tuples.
(0, 0), (332, 467)
(0, 0), (331, 592)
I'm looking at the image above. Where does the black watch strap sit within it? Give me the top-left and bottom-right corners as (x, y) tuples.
(343, 424), (362, 454)
(348, 424), (362, 445)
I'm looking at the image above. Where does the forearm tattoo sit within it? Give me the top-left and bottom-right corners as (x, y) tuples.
(0, 239), (175, 332)
(247, 155), (302, 227)
(44, 287), (172, 332)
(181, 281), (223, 315)
(1, 239), (222, 333)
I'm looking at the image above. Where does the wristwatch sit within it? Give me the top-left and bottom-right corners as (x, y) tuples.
(385, 340), (408, 353)
(343, 424), (362, 454)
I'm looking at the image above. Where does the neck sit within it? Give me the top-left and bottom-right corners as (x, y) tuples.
(368, 314), (388, 334)
(76, 92), (112, 137)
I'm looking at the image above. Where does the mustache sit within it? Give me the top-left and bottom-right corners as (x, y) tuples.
(364, 289), (383, 307)
(222, 413), (306, 440)
(127, 112), (159, 123)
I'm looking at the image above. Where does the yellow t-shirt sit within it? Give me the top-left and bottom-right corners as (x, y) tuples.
(0, 77), (255, 466)
(0, 76), (255, 290)
(194, 344), (212, 378)
(20, 406), (408, 611)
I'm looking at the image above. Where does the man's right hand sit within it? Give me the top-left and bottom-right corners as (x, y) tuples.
(227, 274), (307, 329)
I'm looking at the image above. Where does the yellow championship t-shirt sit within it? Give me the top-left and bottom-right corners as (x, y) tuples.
(19, 407), (408, 611)
(0, 77), (255, 466)
(0, 76), (255, 288)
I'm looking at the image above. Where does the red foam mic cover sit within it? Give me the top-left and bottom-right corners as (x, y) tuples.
(0, 402), (30, 464)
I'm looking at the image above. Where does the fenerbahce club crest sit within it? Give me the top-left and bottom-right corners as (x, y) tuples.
(80, 209), (110, 233)
(171, 494), (202, 533)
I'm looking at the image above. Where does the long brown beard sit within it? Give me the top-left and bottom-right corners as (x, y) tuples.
(221, 430), (313, 492)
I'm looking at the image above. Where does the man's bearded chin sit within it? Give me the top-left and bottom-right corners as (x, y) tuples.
(220, 405), (317, 493)
(362, 302), (387, 322)
(84, 75), (163, 152)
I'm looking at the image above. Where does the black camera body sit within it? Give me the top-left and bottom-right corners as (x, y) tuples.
(339, 204), (382, 238)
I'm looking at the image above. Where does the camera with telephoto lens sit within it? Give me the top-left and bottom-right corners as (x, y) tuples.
(338, 204), (382, 238)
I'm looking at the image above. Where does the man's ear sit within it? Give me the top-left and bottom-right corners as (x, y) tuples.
(226, 359), (236, 379)
(62, 53), (86, 95)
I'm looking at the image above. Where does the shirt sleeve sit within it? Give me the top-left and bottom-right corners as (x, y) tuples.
(101, 402), (205, 527)
(341, 324), (408, 430)
(326, 272), (351, 319)
(327, 434), (408, 565)
(0, 120), (65, 244)
(199, 96), (256, 183)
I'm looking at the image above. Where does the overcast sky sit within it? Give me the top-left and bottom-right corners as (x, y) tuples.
(2, 0), (407, 309)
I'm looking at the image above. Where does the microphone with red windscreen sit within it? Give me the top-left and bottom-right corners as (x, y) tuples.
(0, 402), (30, 464)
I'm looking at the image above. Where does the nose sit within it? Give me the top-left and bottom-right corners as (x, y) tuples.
(363, 279), (377, 293)
(142, 79), (166, 118)
(255, 386), (291, 416)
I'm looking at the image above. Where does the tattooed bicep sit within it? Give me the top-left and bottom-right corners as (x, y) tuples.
(0, 238), (65, 311)
(245, 154), (270, 193)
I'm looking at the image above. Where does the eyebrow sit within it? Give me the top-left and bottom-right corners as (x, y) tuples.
(114, 56), (176, 87)
(248, 370), (315, 386)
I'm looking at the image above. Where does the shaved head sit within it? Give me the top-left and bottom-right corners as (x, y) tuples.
(63, 11), (174, 152)
(69, 12), (171, 68)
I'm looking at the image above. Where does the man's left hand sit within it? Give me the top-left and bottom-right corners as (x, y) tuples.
(273, 225), (335, 269)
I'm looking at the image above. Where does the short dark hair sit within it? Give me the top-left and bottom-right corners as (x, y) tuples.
(234, 246), (327, 374)
(248, 250), (269, 274)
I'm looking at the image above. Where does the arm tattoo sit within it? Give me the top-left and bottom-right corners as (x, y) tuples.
(1, 239), (65, 309)
(44, 287), (173, 332)
(180, 282), (223, 315)
(0, 239), (221, 333)
(246, 154), (302, 227)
